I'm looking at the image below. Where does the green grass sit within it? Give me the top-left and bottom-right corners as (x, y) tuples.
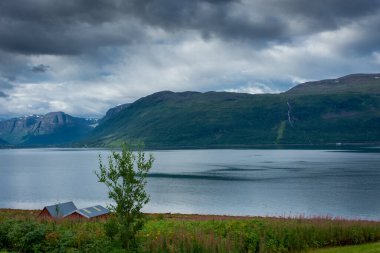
(1, 210), (380, 252)
(138, 218), (380, 253)
(310, 242), (380, 253)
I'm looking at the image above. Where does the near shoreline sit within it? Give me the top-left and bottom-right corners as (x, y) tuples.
(1, 208), (379, 222)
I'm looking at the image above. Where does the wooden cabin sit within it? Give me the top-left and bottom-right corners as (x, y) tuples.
(38, 201), (77, 219)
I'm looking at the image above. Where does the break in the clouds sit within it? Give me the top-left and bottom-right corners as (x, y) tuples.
(0, 0), (380, 118)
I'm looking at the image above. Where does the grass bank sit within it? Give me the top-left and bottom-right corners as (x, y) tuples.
(1, 209), (380, 252)
(310, 242), (380, 253)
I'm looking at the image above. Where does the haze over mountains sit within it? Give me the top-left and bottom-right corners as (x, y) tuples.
(1, 73), (380, 148)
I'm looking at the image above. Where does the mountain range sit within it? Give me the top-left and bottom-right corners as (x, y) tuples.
(1, 73), (380, 148)
(0, 112), (97, 146)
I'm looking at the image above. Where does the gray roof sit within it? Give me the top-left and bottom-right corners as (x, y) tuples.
(44, 201), (77, 218)
(73, 205), (110, 218)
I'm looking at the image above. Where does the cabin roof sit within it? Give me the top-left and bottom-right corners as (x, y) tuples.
(44, 201), (77, 218)
(69, 205), (110, 218)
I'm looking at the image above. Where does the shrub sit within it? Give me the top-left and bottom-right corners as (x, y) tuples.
(0, 220), (15, 249)
(7, 220), (46, 252)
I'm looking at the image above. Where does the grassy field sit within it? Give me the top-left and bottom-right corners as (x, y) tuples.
(310, 242), (380, 253)
(1, 209), (380, 252)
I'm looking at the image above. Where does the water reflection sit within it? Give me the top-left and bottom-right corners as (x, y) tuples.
(0, 148), (379, 220)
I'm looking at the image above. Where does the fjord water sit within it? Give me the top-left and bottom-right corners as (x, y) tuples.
(0, 148), (379, 220)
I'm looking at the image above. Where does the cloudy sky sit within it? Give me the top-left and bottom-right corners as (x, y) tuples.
(0, 0), (380, 118)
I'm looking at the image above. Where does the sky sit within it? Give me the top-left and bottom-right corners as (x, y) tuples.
(0, 0), (380, 118)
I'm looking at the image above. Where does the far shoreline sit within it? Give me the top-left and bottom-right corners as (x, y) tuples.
(1, 142), (380, 151)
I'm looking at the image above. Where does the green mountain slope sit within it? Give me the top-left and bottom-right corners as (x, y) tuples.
(84, 91), (285, 147)
(98, 103), (130, 124)
(0, 137), (8, 145)
(83, 74), (380, 148)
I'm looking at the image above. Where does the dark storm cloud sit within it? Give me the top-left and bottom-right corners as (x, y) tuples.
(32, 64), (50, 73)
(114, 0), (290, 45)
(118, 0), (380, 45)
(276, 0), (380, 23)
(0, 0), (146, 55)
(0, 0), (117, 24)
(1, 0), (379, 56)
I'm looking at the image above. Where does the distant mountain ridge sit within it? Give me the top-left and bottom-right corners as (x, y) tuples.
(0, 112), (97, 146)
(286, 73), (380, 95)
(82, 73), (380, 147)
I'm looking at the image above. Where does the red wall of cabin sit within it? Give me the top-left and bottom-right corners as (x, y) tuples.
(65, 212), (86, 220)
(38, 208), (53, 219)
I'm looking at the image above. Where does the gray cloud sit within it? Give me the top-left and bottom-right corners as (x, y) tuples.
(0, 0), (380, 117)
(0, 74), (16, 98)
(0, 78), (13, 90)
(0, 91), (8, 98)
(32, 64), (50, 73)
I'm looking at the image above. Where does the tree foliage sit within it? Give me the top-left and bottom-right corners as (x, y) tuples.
(96, 143), (154, 250)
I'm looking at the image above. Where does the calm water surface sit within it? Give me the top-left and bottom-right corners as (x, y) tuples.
(0, 148), (379, 220)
